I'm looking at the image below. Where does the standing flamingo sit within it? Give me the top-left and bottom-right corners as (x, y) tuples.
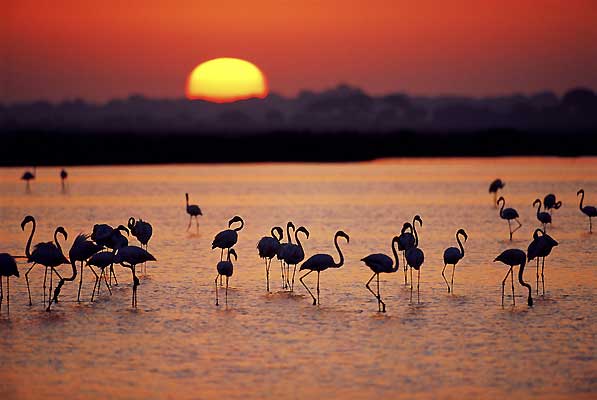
(60, 168), (68, 191)
(92, 224), (129, 286)
(86, 251), (115, 301)
(282, 226), (309, 291)
(494, 248), (533, 307)
(533, 199), (552, 232)
(398, 215), (423, 284)
(128, 217), (153, 274)
(276, 222), (295, 289)
(212, 216), (244, 261)
(577, 189), (597, 233)
(21, 167), (36, 191)
(442, 228), (468, 293)
(299, 230), (349, 306)
(405, 228), (425, 304)
(543, 194), (562, 214)
(21, 216), (69, 308)
(497, 197), (522, 240)
(215, 248), (237, 306)
(113, 246), (156, 308)
(489, 179), (505, 207)
(257, 226), (283, 292)
(361, 236), (400, 312)
(527, 229), (558, 296)
(185, 193), (203, 232)
(0, 253), (20, 315)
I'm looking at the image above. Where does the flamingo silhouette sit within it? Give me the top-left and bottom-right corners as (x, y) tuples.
(276, 222), (295, 289)
(113, 246), (156, 308)
(527, 229), (558, 296)
(494, 248), (533, 307)
(533, 199), (552, 232)
(60, 168), (68, 191)
(215, 248), (237, 306)
(21, 167), (36, 191)
(497, 197), (522, 240)
(185, 193), (203, 232)
(86, 251), (115, 301)
(299, 230), (349, 306)
(128, 217), (153, 274)
(91, 224), (129, 286)
(577, 189), (597, 233)
(405, 226), (425, 304)
(0, 253), (20, 315)
(489, 179), (505, 207)
(398, 215), (422, 284)
(442, 228), (468, 293)
(543, 194), (562, 214)
(212, 216), (244, 261)
(21, 216), (69, 308)
(257, 226), (283, 292)
(361, 236), (400, 312)
(282, 226), (309, 291)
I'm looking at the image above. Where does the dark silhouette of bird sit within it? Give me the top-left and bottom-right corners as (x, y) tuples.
(577, 189), (597, 233)
(405, 225), (425, 304)
(212, 216), (244, 261)
(543, 194), (562, 214)
(60, 168), (68, 191)
(0, 253), (20, 315)
(92, 223), (129, 286)
(497, 196), (522, 240)
(299, 230), (349, 306)
(527, 229), (558, 296)
(442, 228), (468, 293)
(257, 226), (283, 292)
(113, 246), (156, 308)
(21, 167), (36, 191)
(494, 248), (533, 307)
(533, 199), (552, 232)
(86, 251), (115, 301)
(282, 226), (309, 291)
(489, 179), (505, 207)
(215, 248), (237, 306)
(128, 217), (153, 274)
(185, 193), (203, 232)
(276, 222), (295, 289)
(21, 216), (69, 308)
(398, 215), (422, 284)
(361, 235), (400, 312)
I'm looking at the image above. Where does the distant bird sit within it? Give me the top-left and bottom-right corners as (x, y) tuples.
(405, 226), (425, 304)
(398, 215), (423, 284)
(212, 216), (244, 261)
(543, 194), (562, 214)
(276, 222), (295, 289)
(257, 226), (283, 292)
(60, 168), (68, 190)
(21, 167), (36, 191)
(361, 235), (400, 312)
(21, 216), (69, 309)
(128, 217), (153, 274)
(185, 193), (203, 232)
(494, 248), (533, 307)
(86, 251), (115, 301)
(215, 248), (237, 306)
(0, 253), (20, 315)
(282, 226), (309, 291)
(299, 230), (349, 306)
(489, 179), (505, 207)
(92, 223), (129, 286)
(527, 229), (558, 296)
(533, 199), (552, 232)
(442, 228), (468, 293)
(497, 196), (522, 240)
(577, 189), (597, 233)
(113, 246), (156, 308)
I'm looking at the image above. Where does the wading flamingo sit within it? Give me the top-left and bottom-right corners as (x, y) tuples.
(494, 249), (533, 307)
(257, 226), (283, 292)
(442, 228), (468, 293)
(527, 229), (558, 296)
(577, 189), (597, 233)
(497, 197), (522, 240)
(0, 253), (20, 315)
(215, 248), (237, 306)
(185, 193), (203, 232)
(361, 236), (400, 312)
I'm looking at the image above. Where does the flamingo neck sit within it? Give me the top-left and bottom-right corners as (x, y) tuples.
(517, 259), (533, 306)
(456, 233), (465, 258)
(295, 231), (305, 254)
(25, 219), (35, 259)
(498, 199), (505, 217)
(287, 224), (294, 245)
(54, 229), (65, 257)
(535, 201), (542, 217)
(412, 221), (419, 248)
(391, 239), (400, 272)
(578, 191), (584, 210)
(334, 234), (345, 268)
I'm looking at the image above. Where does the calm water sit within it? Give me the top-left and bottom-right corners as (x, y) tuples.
(0, 158), (596, 400)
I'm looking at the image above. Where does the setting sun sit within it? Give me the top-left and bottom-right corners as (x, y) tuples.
(186, 58), (268, 103)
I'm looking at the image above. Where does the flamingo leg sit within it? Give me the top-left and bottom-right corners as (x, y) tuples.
(225, 276), (229, 306)
(508, 220), (513, 241)
(513, 219), (522, 235)
(48, 270), (53, 310)
(220, 249), (223, 261)
(511, 267), (516, 306)
(417, 269), (421, 304)
(541, 257), (545, 296)
(25, 263), (37, 306)
(214, 275), (220, 306)
(291, 265), (297, 292)
(265, 259), (270, 292)
(590, 216), (592, 233)
(186, 215), (192, 231)
(195, 216), (199, 233)
(377, 273), (386, 312)
(103, 270), (112, 295)
(43, 265), (48, 305)
(6, 277), (9, 315)
(403, 252), (408, 285)
(410, 267), (414, 303)
(280, 260), (285, 289)
(0, 277), (3, 314)
(365, 273), (379, 310)
(109, 263), (118, 286)
(316, 271), (320, 306)
(78, 261), (84, 302)
(299, 270), (316, 305)
(89, 266), (100, 302)
(536, 258), (540, 295)
(450, 264), (455, 294)
(501, 267), (512, 307)
(442, 263), (450, 293)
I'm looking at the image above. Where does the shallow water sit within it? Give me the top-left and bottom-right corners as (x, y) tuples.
(0, 158), (596, 400)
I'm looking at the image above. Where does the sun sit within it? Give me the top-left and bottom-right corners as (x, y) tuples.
(186, 58), (268, 103)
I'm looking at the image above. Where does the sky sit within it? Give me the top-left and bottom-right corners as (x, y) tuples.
(2, 0), (597, 103)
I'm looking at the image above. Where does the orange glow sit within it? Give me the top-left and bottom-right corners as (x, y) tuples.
(186, 58), (268, 103)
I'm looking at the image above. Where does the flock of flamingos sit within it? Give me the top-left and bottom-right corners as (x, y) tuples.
(0, 172), (596, 315)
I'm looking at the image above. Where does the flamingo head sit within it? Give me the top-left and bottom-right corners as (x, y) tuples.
(229, 248), (238, 261)
(497, 196), (505, 206)
(457, 228), (468, 242)
(128, 217), (136, 230)
(414, 215), (423, 227)
(577, 189), (584, 196)
(336, 230), (350, 243)
(533, 199), (541, 208)
(296, 226), (310, 239)
(116, 225), (130, 236)
(272, 226), (284, 240)
(55, 226), (68, 241)
(21, 215), (35, 230)
(228, 215), (244, 228)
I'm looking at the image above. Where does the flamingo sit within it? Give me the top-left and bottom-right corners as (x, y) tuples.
(543, 194), (562, 214)
(257, 226), (283, 292)
(60, 168), (68, 191)
(215, 248), (237, 306)
(21, 167), (36, 191)
(299, 230), (349, 306)
(212, 216), (244, 261)
(282, 226), (309, 291)
(497, 196), (522, 240)
(50, 234), (103, 309)
(442, 228), (468, 293)
(398, 215), (423, 284)
(86, 251), (115, 301)
(577, 189), (597, 233)
(185, 193), (202, 232)
(113, 246), (156, 308)
(21, 216), (69, 308)
(405, 228), (425, 304)
(527, 229), (558, 296)
(128, 217), (153, 274)
(533, 199), (552, 232)
(361, 236), (400, 312)
(489, 179), (505, 207)
(494, 248), (533, 307)
(0, 253), (20, 315)
(91, 223), (129, 285)
(276, 222), (295, 289)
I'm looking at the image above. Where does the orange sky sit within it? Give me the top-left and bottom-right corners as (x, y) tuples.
(2, 0), (597, 102)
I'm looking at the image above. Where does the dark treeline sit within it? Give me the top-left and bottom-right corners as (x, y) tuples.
(2, 129), (596, 166)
